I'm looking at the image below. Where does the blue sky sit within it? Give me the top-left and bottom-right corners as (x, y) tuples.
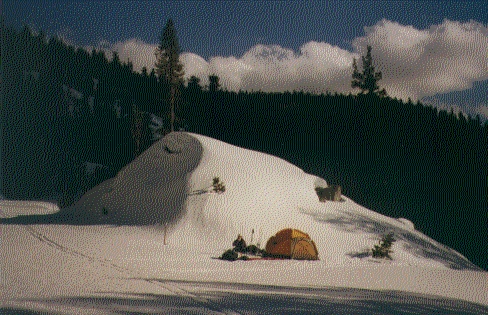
(4, 1), (488, 119)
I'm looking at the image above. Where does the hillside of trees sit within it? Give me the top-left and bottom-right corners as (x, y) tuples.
(1, 21), (486, 270)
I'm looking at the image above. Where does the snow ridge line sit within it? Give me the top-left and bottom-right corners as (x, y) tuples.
(18, 222), (242, 315)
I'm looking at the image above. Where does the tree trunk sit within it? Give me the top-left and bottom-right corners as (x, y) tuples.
(164, 223), (168, 245)
(170, 84), (175, 132)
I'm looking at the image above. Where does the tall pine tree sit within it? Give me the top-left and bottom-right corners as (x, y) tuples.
(155, 19), (184, 132)
(351, 45), (387, 97)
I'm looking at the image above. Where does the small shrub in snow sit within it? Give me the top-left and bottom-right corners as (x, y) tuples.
(189, 176), (226, 195)
(372, 232), (396, 259)
(212, 177), (226, 194)
(220, 249), (238, 261)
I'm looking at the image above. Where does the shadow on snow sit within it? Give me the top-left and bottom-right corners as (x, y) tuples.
(2, 281), (487, 315)
(300, 207), (481, 271)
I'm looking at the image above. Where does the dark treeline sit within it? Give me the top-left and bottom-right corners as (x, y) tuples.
(2, 22), (169, 204)
(184, 90), (487, 271)
(2, 22), (487, 270)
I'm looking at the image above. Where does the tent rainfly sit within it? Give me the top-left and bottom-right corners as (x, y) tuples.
(265, 228), (319, 260)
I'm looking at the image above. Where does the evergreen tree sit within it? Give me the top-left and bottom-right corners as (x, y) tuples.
(131, 104), (152, 157)
(209, 74), (221, 93)
(111, 51), (121, 67)
(141, 66), (148, 77)
(372, 232), (396, 259)
(155, 19), (184, 132)
(351, 45), (387, 97)
(187, 75), (202, 92)
(185, 76), (203, 110)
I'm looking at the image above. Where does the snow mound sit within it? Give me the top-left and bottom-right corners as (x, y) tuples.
(69, 132), (203, 225)
(68, 132), (479, 270)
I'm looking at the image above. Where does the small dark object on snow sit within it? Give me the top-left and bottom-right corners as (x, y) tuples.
(220, 249), (238, 261)
(246, 245), (263, 255)
(233, 234), (247, 253)
(315, 185), (342, 202)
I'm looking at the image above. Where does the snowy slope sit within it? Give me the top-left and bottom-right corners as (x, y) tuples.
(1, 132), (487, 314)
(67, 132), (480, 270)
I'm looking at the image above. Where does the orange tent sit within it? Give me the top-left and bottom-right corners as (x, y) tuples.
(265, 228), (319, 260)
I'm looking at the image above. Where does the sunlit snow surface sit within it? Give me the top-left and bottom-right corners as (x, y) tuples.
(1, 132), (487, 314)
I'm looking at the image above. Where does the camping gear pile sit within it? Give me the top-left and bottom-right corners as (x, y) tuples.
(219, 228), (319, 261)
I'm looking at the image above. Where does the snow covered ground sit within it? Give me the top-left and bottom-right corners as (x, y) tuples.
(1, 132), (487, 314)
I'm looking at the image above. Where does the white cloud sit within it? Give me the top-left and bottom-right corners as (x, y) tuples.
(94, 39), (358, 93)
(180, 53), (208, 79)
(239, 43), (356, 94)
(109, 39), (158, 72)
(96, 19), (487, 117)
(352, 19), (488, 101)
(474, 106), (488, 121)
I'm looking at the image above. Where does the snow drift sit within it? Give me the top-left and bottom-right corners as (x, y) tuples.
(66, 132), (479, 270)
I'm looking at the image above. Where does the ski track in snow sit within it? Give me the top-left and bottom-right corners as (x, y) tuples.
(0, 199), (241, 314)
(22, 224), (130, 274)
(8, 221), (487, 315)
(2, 202), (488, 314)
(9, 215), (243, 315)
